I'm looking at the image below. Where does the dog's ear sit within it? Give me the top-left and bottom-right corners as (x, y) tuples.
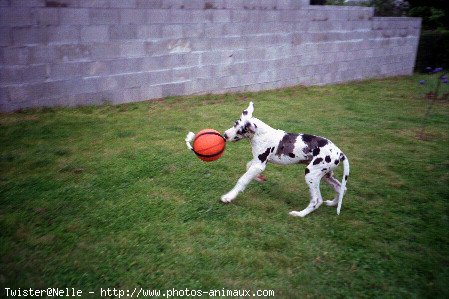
(244, 121), (257, 134)
(242, 102), (254, 119)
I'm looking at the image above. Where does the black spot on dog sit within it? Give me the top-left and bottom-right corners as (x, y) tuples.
(254, 123), (257, 128)
(317, 139), (328, 147)
(302, 134), (329, 154)
(258, 147), (273, 163)
(233, 136), (239, 140)
(334, 160), (339, 165)
(344, 175), (348, 181)
(242, 110), (248, 115)
(312, 148), (320, 156)
(276, 133), (299, 157)
(313, 158), (323, 165)
(325, 155), (331, 163)
(340, 153), (346, 161)
(321, 168), (327, 172)
(298, 158), (312, 165)
(270, 147), (274, 153)
(244, 122), (256, 133)
(288, 153), (295, 158)
(305, 167), (310, 175)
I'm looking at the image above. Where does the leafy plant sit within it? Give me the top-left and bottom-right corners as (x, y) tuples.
(417, 67), (449, 139)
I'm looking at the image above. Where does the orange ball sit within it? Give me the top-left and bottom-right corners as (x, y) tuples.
(193, 129), (226, 162)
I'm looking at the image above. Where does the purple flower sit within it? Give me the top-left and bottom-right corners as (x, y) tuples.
(433, 67), (443, 73)
(441, 75), (447, 80)
(419, 80), (425, 85)
(425, 67), (433, 72)
(443, 79), (448, 84)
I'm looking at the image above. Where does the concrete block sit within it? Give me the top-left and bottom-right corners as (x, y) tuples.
(182, 24), (204, 38)
(46, 26), (80, 44)
(182, 0), (205, 10)
(85, 60), (111, 76)
(50, 62), (83, 80)
(109, 0), (136, 8)
(137, 25), (163, 39)
(136, 0), (163, 9)
(59, 8), (89, 25)
(0, 28), (11, 47)
(96, 76), (121, 91)
(204, 24), (224, 37)
(231, 10), (259, 23)
(193, 65), (215, 79)
(120, 42), (145, 57)
(147, 9), (170, 23)
(141, 84), (162, 100)
(173, 66), (194, 82)
(142, 56), (163, 71)
(212, 10), (231, 23)
(211, 36), (246, 50)
(162, 0), (185, 9)
(0, 66), (22, 84)
(77, 0), (110, 8)
(191, 10), (212, 23)
(2, 47), (30, 65)
(12, 27), (47, 46)
(110, 25), (138, 40)
(120, 72), (148, 88)
(201, 50), (234, 66)
(81, 25), (109, 43)
(148, 69), (172, 85)
(89, 9), (120, 25)
(21, 64), (49, 83)
(114, 87), (141, 104)
(189, 37), (211, 52)
(161, 82), (185, 97)
(108, 58), (143, 74)
(161, 24), (183, 38)
(35, 8), (60, 26)
(260, 10), (282, 22)
(170, 10), (196, 24)
(0, 7), (35, 27)
(29, 45), (59, 64)
(120, 9), (146, 24)
(57, 44), (92, 62)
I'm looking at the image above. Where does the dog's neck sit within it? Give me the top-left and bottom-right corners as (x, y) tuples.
(251, 118), (278, 136)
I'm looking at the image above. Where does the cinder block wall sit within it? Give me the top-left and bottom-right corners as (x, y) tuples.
(0, 0), (421, 112)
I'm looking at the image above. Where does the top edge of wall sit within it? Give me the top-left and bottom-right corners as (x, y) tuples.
(2, 0), (314, 10)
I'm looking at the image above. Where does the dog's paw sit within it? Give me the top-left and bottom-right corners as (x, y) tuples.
(325, 199), (338, 207)
(289, 210), (307, 217)
(255, 174), (267, 183)
(220, 193), (236, 203)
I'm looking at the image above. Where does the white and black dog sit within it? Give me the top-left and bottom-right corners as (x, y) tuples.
(186, 102), (350, 217)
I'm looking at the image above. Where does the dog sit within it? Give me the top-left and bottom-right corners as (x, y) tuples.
(220, 102), (350, 217)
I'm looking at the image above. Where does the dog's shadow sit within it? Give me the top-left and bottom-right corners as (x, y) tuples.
(251, 175), (336, 208)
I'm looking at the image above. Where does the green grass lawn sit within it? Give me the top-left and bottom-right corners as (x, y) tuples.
(1, 75), (448, 298)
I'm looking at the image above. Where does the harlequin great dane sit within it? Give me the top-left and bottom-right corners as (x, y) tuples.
(221, 102), (350, 217)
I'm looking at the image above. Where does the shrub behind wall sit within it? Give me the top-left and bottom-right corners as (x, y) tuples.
(415, 31), (449, 72)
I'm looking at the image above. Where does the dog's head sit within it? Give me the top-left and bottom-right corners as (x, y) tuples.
(223, 102), (257, 142)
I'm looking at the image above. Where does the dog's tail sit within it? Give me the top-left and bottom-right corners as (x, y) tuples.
(337, 154), (350, 215)
(185, 132), (195, 151)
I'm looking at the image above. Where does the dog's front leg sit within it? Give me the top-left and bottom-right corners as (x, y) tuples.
(221, 161), (266, 203)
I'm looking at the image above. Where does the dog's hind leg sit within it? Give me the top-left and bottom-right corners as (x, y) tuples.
(289, 166), (325, 217)
(323, 172), (341, 207)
